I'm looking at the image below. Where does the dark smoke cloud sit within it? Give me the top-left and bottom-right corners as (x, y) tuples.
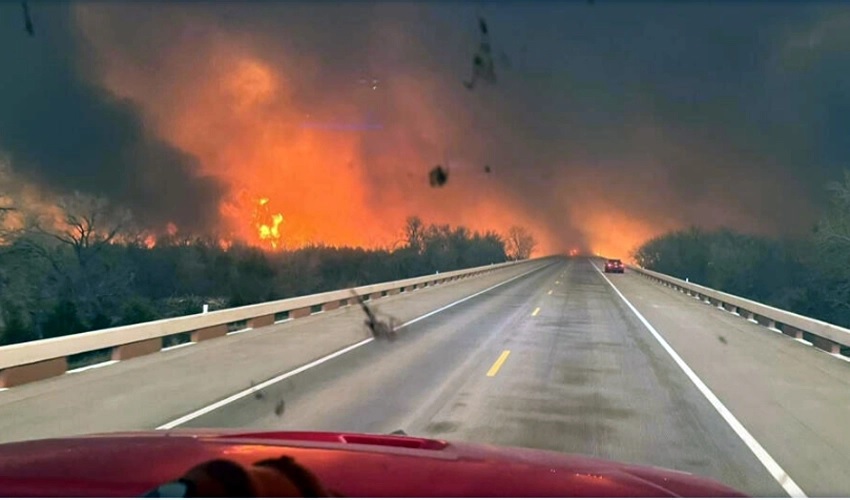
(0, 3), (224, 231)
(294, 2), (850, 244)
(5, 2), (850, 252)
(207, 2), (850, 241)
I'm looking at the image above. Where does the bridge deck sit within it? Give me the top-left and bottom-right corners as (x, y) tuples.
(2, 258), (849, 496)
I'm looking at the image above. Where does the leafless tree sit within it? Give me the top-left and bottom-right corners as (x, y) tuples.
(505, 225), (537, 260)
(18, 192), (135, 321)
(403, 216), (426, 253)
(33, 192), (132, 263)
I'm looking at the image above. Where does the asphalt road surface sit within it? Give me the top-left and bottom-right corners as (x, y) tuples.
(4, 257), (850, 496)
(184, 259), (787, 496)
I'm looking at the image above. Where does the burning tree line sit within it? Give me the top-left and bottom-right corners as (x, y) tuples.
(0, 194), (536, 345)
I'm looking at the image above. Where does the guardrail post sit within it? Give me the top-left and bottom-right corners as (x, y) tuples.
(0, 358), (67, 388)
(192, 324), (227, 342)
(290, 307), (311, 319)
(248, 314), (275, 329)
(321, 301), (340, 312)
(782, 326), (804, 339)
(812, 336), (841, 354)
(112, 338), (162, 360)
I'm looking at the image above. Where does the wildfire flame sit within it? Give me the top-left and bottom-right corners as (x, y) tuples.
(74, 11), (558, 254)
(254, 197), (284, 249)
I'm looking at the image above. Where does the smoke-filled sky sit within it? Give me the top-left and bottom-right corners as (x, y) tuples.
(1, 2), (850, 256)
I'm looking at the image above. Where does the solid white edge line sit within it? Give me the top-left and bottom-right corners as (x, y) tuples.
(156, 337), (374, 430)
(226, 328), (252, 336)
(592, 262), (807, 498)
(161, 341), (197, 352)
(830, 352), (850, 363)
(66, 359), (120, 374)
(156, 262), (552, 430)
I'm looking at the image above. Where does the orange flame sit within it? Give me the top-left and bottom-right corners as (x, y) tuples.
(74, 10), (557, 254)
(253, 197), (284, 249)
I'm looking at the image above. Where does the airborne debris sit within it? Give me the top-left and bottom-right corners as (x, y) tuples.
(484, 165), (492, 174)
(350, 290), (398, 342)
(429, 165), (449, 187)
(21, 1), (34, 37)
(274, 399), (286, 417)
(717, 335), (727, 345)
(463, 17), (497, 90)
(390, 429), (407, 436)
(250, 380), (265, 400)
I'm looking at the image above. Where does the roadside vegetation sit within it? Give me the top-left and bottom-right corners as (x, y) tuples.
(634, 172), (850, 328)
(0, 203), (535, 345)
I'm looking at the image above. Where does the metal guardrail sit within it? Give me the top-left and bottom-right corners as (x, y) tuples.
(629, 265), (850, 356)
(0, 259), (541, 387)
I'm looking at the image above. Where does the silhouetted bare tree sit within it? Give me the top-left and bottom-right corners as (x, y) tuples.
(505, 226), (537, 260)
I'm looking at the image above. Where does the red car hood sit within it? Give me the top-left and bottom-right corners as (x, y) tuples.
(0, 429), (745, 497)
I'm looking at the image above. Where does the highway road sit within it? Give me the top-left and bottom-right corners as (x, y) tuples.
(3, 257), (850, 496)
(182, 258), (787, 496)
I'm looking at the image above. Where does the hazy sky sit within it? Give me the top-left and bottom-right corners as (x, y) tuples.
(1, 2), (848, 256)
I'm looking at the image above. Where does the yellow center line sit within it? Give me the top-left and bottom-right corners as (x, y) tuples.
(486, 350), (511, 377)
(532, 307), (541, 316)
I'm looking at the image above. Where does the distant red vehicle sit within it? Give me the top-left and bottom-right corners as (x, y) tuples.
(604, 259), (625, 273)
(0, 430), (744, 497)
